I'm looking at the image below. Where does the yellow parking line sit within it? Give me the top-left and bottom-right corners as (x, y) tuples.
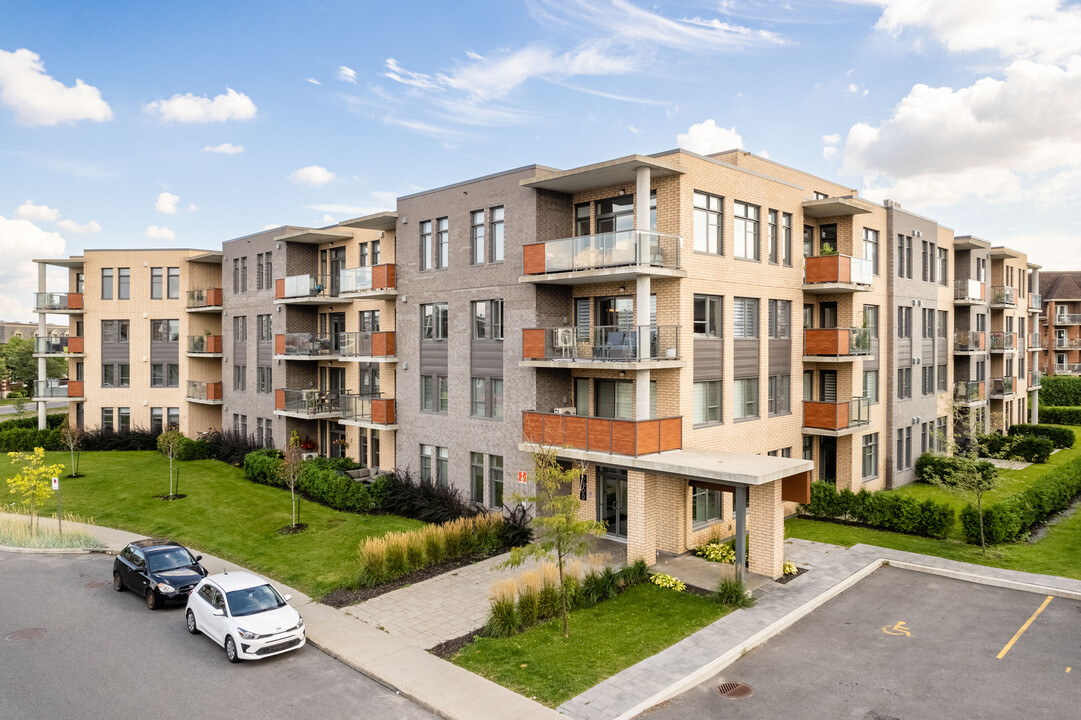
(997, 595), (1053, 660)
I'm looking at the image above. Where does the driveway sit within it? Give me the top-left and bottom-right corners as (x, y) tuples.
(0, 552), (435, 720)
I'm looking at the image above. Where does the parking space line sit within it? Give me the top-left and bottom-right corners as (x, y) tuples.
(996, 595), (1053, 660)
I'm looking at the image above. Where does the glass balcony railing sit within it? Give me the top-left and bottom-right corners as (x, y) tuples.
(340, 393), (396, 425)
(186, 288), (223, 309)
(991, 377), (1015, 396)
(279, 274), (338, 299)
(803, 327), (871, 357)
(803, 397), (869, 431)
(954, 381), (985, 403)
(1054, 337), (1081, 350)
(523, 230), (681, 275)
(1055, 363), (1081, 375)
(339, 264), (396, 294)
(989, 332), (1015, 351)
(275, 388), (343, 417)
(990, 286), (1015, 306)
(1054, 313), (1081, 325)
(186, 335), (222, 354)
(186, 381), (222, 402)
(804, 255), (873, 287)
(953, 330), (985, 352)
(34, 292), (82, 311)
(954, 279), (983, 302)
(1028, 371), (1042, 388)
(338, 331), (396, 358)
(32, 381), (69, 398)
(522, 325), (680, 362)
(34, 336), (69, 354)
(1028, 332), (1043, 348)
(278, 333), (337, 357)
(1029, 294), (1042, 311)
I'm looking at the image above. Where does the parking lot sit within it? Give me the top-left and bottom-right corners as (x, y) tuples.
(643, 565), (1080, 719)
(0, 552), (434, 720)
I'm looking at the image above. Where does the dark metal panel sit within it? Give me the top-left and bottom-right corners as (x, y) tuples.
(768, 339), (791, 375)
(257, 341), (273, 365)
(693, 337), (723, 381)
(419, 339), (448, 375)
(101, 343), (129, 365)
(471, 339), (504, 377)
(232, 341), (248, 366)
(733, 338), (759, 379)
(150, 341), (179, 364)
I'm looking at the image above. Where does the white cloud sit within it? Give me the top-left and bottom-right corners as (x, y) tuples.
(0, 48), (113, 126)
(823, 133), (841, 145)
(203, 142), (244, 154)
(627, 124), (642, 135)
(823, 146), (839, 160)
(155, 192), (180, 215)
(758, 150), (771, 159)
(305, 77), (321, 85)
(0, 216), (66, 321)
(321, 214), (336, 224)
(847, 83), (869, 96)
(289, 166), (336, 186)
(14, 200), (59, 222)
(187, 203), (198, 213)
(144, 88), (257, 123)
(384, 59), (442, 91)
(145, 225), (175, 240)
(677, 119), (743, 155)
(57, 219), (101, 234)
(337, 66), (357, 84)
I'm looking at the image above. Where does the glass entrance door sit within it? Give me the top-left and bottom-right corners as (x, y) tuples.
(598, 467), (628, 538)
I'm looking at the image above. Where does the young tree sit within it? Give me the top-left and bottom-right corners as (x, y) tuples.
(930, 401), (998, 552)
(278, 431), (304, 528)
(501, 446), (604, 638)
(11, 391), (27, 415)
(61, 423), (83, 478)
(157, 428), (184, 497)
(7, 447), (65, 534)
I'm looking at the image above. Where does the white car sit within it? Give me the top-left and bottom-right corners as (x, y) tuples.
(185, 571), (305, 663)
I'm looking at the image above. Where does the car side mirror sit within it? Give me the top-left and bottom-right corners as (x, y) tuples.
(283, 594), (292, 602)
(212, 609), (224, 617)
(194, 555), (202, 562)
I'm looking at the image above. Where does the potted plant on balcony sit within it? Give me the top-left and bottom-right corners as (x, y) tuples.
(820, 242), (838, 257)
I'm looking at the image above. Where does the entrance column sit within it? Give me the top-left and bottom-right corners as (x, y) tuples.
(626, 469), (657, 566)
(749, 480), (785, 579)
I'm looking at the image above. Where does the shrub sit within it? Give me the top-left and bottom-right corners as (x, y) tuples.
(783, 561), (797, 575)
(714, 577), (756, 608)
(373, 468), (478, 523)
(537, 564), (561, 620)
(1007, 423), (1075, 450)
(800, 481), (955, 539)
(202, 429), (264, 465)
(175, 437), (215, 461)
(501, 502), (532, 548)
(485, 580), (520, 638)
(1011, 435), (1053, 464)
(0, 427), (63, 452)
(517, 575), (540, 628)
(694, 541), (735, 564)
(1041, 406), (1081, 425)
(617, 559), (649, 588)
(297, 464), (371, 513)
(0, 414), (66, 432)
(243, 450), (283, 486)
(650, 573), (686, 592)
(1038, 376), (1081, 406)
(79, 426), (158, 451)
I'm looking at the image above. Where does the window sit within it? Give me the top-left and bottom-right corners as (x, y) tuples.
(937, 248), (948, 286)
(976, 257), (987, 282)
(232, 258), (239, 293)
(419, 220), (432, 271)
(863, 228), (879, 275)
(782, 212), (792, 266)
(471, 452), (484, 503)
(897, 235), (913, 279)
(923, 308), (935, 339)
(263, 252), (272, 287)
(922, 240), (930, 282)
(768, 300), (791, 339)
(417, 444), (432, 481)
(814, 191), (829, 200)
(118, 268), (130, 299)
(75, 272), (84, 293)
(470, 210), (485, 264)
(233, 364), (246, 391)
(257, 314), (272, 342)
(490, 206), (504, 262)
(595, 380), (634, 419)
(733, 202), (760, 260)
(922, 365), (934, 395)
(421, 375), (448, 413)
(151, 267), (163, 299)
(803, 435), (813, 461)
(768, 210), (779, 264)
(897, 306), (912, 339)
(472, 378), (485, 416)
(733, 297), (758, 338)
(862, 434), (878, 480)
(421, 303), (448, 340)
(489, 455), (504, 508)
(167, 407), (179, 429)
(935, 416), (948, 452)
(370, 242), (379, 265)
(358, 244), (368, 268)
(734, 378), (758, 419)
(864, 370), (879, 404)
(118, 407), (130, 432)
(240, 257), (247, 292)
(233, 315), (248, 342)
(693, 295), (721, 336)
(492, 379), (503, 419)
(435, 217), (449, 268)
(151, 319), (180, 342)
(101, 320), (129, 343)
(150, 407), (163, 434)
(257, 366), (272, 394)
(693, 191), (722, 254)
(151, 364), (178, 388)
(898, 367), (912, 399)
(692, 487), (722, 526)
(102, 268), (113, 299)
(693, 380), (721, 425)
(102, 364), (114, 387)
(768, 375), (790, 415)
(937, 364), (947, 392)
(101, 407), (113, 431)
(472, 300), (503, 340)
(232, 414), (247, 435)
(437, 446), (449, 485)
(937, 310), (948, 339)
(256, 253), (264, 289)
(803, 225), (813, 259)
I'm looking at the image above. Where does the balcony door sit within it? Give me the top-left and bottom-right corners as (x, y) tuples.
(820, 302), (838, 330)
(329, 312), (345, 352)
(597, 467), (628, 539)
(819, 370), (838, 403)
(820, 224), (838, 254)
(595, 380), (633, 420)
(819, 437), (837, 482)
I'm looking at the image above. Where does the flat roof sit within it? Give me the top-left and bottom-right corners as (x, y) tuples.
(990, 246), (1025, 260)
(33, 257), (85, 268)
(802, 196), (876, 219)
(339, 211), (398, 231)
(186, 251), (223, 264)
(521, 154), (685, 193)
(954, 235), (992, 250)
(273, 227), (354, 244)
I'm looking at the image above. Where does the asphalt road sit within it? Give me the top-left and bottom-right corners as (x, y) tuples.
(643, 566), (1080, 719)
(0, 401), (65, 416)
(0, 552), (436, 720)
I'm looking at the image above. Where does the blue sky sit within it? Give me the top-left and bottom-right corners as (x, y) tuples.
(2, 0), (1080, 320)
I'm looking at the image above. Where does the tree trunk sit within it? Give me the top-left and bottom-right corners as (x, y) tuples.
(69, 447), (75, 477)
(977, 492), (986, 552)
(169, 455), (175, 496)
(557, 547), (568, 638)
(291, 484), (297, 527)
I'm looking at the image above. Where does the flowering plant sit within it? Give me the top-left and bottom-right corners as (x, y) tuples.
(693, 542), (735, 564)
(650, 573), (686, 592)
(783, 561), (798, 576)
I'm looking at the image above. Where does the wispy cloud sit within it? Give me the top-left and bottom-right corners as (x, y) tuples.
(336, 66), (357, 84)
(305, 77), (321, 86)
(57, 218), (101, 234)
(203, 142), (244, 154)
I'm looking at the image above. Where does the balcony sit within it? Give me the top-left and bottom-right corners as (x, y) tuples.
(1029, 294), (1042, 312)
(990, 377), (1015, 398)
(32, 380), (83, 401)
(953, 330), (986, 354)
(274, 388), (343, 419)
(1028, 332), (1044, 350)
(802, 398), (870, 436)
(186, 381), (223, 405)
(339, 331), (397, 362)
(802, 255), (872, 294)
(521, 231), (684, 284)
(1028, 371), (1042, 389)
(34, 336), (82, 357)
(275, 274), (351, 305)
(1054, 337), (1081, 350)
(34, 292), (83, 313)
(186, 334), (223, 356)
(802, 327), (871, 361)
(989, 332), (1015, 352)
(1055, 363), (1081, 375)
(990, 286), (1015, 308)
(954, 279), (985, 305)
(186, 288), (223, 312)
(1054, 313), (1081, 326)
(954, 380), (986, 406)
(274, 333), (339, 360)
(339, 393), (397, 429)
(521, 325), (682, 369)
(339, 265), (397, 299)
(522, 410), (682, 457)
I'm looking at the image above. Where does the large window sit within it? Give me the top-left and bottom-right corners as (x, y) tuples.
(768, 300), (791, 339)
(768, 375), (790, 415)
(490, 206), (504, 262)
(470, 210), (485, 264)
(151, 319), (180, 342)
(489, 455), (504, 509)
(595, 380), (633, 420)
(151, 363), (179, 388)
(693, 380), (721, 425)
(101, 408), (113, 431)
(692, 487), (722, 526)
(472, 300), (503, 340)
(435, 217), (449, 268)
(421, 303), (448, 340)
(257, 314), (272, 342)
(118, 268), (130, 299)
(897, 306), (912, 339)
(733, 297), (758, 338)
(693, 191), (722, 254)
(863, 369), (879, 404)
(733, 202), (759, 260)
(118, 407), (130, 431)
(897, 367), (911, 399)
(257, 366), (272, 394)
(419, 220), (432, 271)
(101, 268), (113, 299)
(863, 228), (879, 275)
(233, 364), (246, 391)
(101, 319), (129, 343)
(734, 378), (758, 420)
(232, 315), (248, 342)
(862, 433), (878, 480)
(693, 295), (721, 337)
(471, 452), (484, 504)
(421, 375), (448, 413)
(151, 268), (163, 299)
(151, 408), (163, 434)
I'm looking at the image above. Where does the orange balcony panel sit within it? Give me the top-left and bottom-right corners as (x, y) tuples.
(206, 288), (223, 306)
(67, 293), (83, 310)
(372, 264), (396, 290)
(523, 243), (546, 275)
(805, 255), (850, 284)
(522, 412), (683, 457)
(522, 328), (547, 359)
(371, 398), (395, 425)
(206, 335), (222, 353)
(67, 381), (84, 397)
(523, 412), (545, 443)
(805, 328), (842, 355)
(276, 278), (286, 299)
(804, 401), (848, 431)
(206, 382), (222, 401)
(275, 389), (285, 411)
(563, 415), (588, 447)
(611, 420), (637, 455)
(586, 417), (612, 452)
(68, 337), (84, 353)
(659, 417), (682, 451)
(635, 419), (660, 455)
(275, 334), (286, 355)
(372, 331), (396, 357)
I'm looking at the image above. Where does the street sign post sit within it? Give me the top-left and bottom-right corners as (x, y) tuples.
(52, 477), (61, 535)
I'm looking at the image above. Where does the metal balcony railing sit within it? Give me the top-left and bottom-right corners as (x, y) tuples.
(340, 393), (396, 425)
(186, 381), (222, 401)
(990, 286), (1015, 306)
(1029, 294), (1042, 311)
(1028, 371), (1042, 388)
(34, 336), (69, 354)
(32, 381), (68, 398)
(954, 381), (985, 403)
(1028, 332), (1043, 348)
(339, 264), (396, 294)
(954, 279), (983, 302)
(34, 292), (82, 311)
(989, 332), (1015, 351)
(953, 330), (986, 352)
(991, 377), (1015, 397)
(186, 335), (222, 354)
(1055, 363), (1081, 374)
(338, 331), (396, 358)
(1054, 337), (1081, 350)
(276, 388), (343, 417)
(1054, 313), (1081, 325)
(279, 333), (337, 357)
(523, 230), (681, 275)
(186, 288), (223, 309)
(522, 325), (680, 362)
(279, 274), (338, 299)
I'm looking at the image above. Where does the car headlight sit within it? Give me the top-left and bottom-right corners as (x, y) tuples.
(156, 583), (176, 593)
(237, 627), (258, 640)
(295, 617), (304, 630)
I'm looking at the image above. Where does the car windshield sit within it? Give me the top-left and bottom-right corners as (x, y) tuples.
(146, 547), (196, 572)
(226, 584), (286, 617)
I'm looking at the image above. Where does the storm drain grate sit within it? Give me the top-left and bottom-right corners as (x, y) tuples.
(5, 628), (46, 642)
(85, 581), (108, 589)
(716, 682), (753, 699)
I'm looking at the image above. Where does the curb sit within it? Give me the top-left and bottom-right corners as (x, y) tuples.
(885, 559), (1081, 602)
(0, 544), (109, 555)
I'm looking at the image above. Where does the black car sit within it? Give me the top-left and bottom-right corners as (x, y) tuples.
(112, 539), (207, 610)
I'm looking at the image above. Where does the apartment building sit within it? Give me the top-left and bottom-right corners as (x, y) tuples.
(1039, 270), (1081, 378)
(988, 247), (1034, 432)
(33, 249), (223, 437)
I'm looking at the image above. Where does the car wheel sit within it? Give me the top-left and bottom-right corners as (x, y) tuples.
(113, 572), (124, 592)
(145, 589), (158, 611)
(185, 610), (198, 635)
(225, 635), (241, 663)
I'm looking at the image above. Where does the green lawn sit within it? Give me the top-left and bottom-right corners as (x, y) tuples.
(0, 451), (422, 598)
(453, 583), (730, 707)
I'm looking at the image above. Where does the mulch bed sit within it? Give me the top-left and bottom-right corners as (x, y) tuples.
(774, 566), (809, 584)
(321, 551), (508, 608)
(152, 493), (187, 501)
(428, 628), (485, 659)
(277, 523), (309, 535)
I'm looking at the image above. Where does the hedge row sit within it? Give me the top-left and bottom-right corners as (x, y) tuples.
(915, 452), (997, 486)
(242, 450), (372, 513)
(1037, 376), (1081, 407)
(1040, 406), (1081, 425)
(800, 481), (955, 539)
(978, 433), (1053, 463)
(1007, 424), (1076, 449)
(0, 427), (63, 452)
(960, 455), (1081, 544)
(0, 414), (67, 432)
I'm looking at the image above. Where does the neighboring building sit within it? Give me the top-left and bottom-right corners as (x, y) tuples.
(0, 321), (69, 344)
(1039, 270), (1081, 379)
